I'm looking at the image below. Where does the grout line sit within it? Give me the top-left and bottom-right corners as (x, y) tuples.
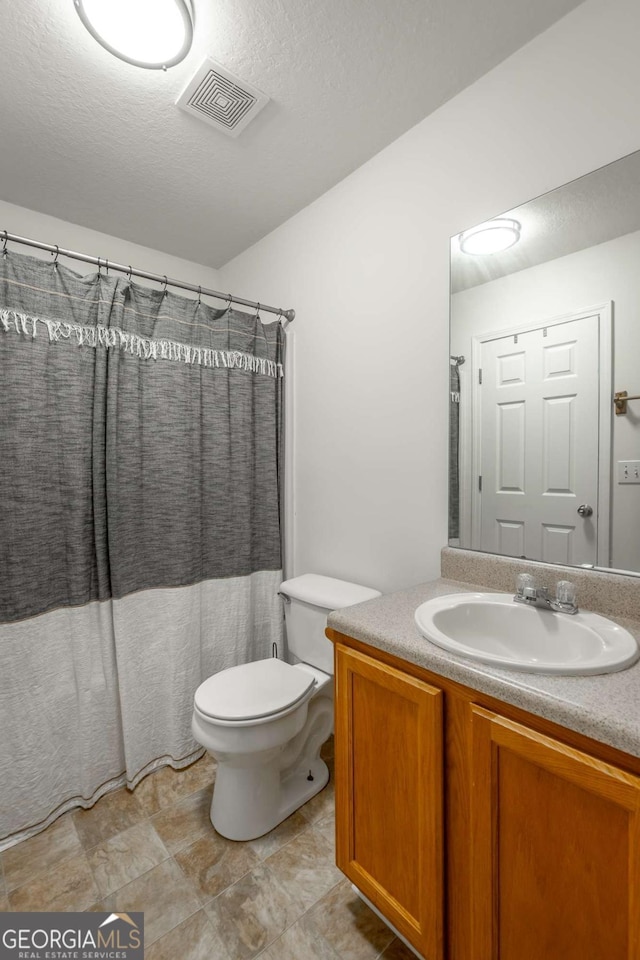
(252, 877), (346, 960)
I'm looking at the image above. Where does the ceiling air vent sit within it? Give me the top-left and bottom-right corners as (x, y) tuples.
(176, 59), (269, 138)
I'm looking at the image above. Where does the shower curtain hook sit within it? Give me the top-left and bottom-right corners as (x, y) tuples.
(97, 258), (102, 278)
(105, 258), (110, 276)
(2, 231), (8, 258)
(162, 276), (168, 297)
(127, 265), (133, 282)
(255, 302), (261, 319)
(226, 293), (233, 309)
(51, 244), (59, 267)
(197, 285), (202, 306)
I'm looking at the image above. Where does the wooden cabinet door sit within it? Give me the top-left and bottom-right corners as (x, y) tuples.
(335, 644), (444, 960)
(470, 705), (640, 960)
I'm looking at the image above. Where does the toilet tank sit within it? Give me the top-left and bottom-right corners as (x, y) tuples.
(279, 574), (381, 675)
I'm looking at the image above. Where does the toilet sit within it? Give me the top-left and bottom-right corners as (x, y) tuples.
(191, 573), (381, 841)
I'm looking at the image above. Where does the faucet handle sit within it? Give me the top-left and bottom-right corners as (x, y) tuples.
(516, 573), (535, 598)
(556, 580), (576, 605)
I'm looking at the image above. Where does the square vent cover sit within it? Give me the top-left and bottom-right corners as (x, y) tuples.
(176, 59), (269, 138)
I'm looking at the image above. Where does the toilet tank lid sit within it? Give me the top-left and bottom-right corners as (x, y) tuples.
(279, 574), (381, 610)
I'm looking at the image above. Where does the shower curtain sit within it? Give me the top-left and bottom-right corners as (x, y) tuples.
(449, 361), (460, 541)
(0, 250), (285, 849)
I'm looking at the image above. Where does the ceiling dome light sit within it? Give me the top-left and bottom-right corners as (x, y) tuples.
(458, 218), (521, 255)
(75, 0), (194, 70)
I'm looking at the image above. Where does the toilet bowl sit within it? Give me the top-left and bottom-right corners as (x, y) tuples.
(191, 574), (381, 841)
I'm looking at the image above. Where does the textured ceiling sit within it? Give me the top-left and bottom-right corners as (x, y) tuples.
(451, 148), (640, 293)
(0, 0), (583, 268)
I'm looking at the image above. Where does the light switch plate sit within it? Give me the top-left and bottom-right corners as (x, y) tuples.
(617, 461), (640, 483)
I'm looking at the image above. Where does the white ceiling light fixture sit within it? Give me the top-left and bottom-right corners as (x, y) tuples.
(74, 0), (194, 70)
(458, 218), (521, 255)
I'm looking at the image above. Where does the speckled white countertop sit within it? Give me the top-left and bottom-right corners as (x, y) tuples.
(327, 577), (640, 760)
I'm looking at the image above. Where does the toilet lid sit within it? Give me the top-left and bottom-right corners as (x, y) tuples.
(194, 659), (316, 722)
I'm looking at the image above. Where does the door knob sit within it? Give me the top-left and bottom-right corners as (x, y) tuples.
(577, 504), (593, 517)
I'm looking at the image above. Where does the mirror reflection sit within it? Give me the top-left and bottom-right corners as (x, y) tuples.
(449, 149), (640, 575)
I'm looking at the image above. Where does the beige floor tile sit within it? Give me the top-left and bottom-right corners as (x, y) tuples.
(150, 788), (212, 855)
(73, 787), (145, 850)
(2, 815), (82, 891)
(379, 937), (421, 958)
(246, 810), (310, 861)
(134, 756), (216, 817)
(174, 830), (259, 903)
(305, 878), (396, 960)
(101, 859), (200, 945)
(258, 914), (342, 960)
(144, 909), (229, 960)
(300, 762), (335, 825)
(314, 813), (336, 852)
(204, 862), (301, 959)
(8, 852), (99, 912)
(87, 821), (171, 897)
(264, 826), (343, 914)
(176, 755), (216, 791)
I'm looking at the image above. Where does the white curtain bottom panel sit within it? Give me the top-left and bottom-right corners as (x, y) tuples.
(0, 568), (283, 850)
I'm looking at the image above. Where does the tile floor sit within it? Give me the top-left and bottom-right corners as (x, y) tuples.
(0, 738), (415, 959)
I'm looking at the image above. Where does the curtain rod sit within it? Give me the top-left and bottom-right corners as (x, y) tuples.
(0, 230), (295, 323)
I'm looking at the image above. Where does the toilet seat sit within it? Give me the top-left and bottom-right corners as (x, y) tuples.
(194, 658), (316, 723)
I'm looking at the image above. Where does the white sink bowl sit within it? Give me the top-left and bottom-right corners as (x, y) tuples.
(414, 593), (639, 675)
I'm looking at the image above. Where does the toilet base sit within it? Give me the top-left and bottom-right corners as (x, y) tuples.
(210, 755), (330, 841)
(279, 755), (330, 824)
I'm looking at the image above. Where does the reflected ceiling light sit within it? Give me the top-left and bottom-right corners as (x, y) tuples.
(74, 0), (195, 70)
(458, 218), (521, 255)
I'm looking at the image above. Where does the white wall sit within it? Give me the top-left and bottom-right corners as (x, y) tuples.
(451, 229), (640, 572)
(0, 199), (222, 296)
(218, 0), (640, 594)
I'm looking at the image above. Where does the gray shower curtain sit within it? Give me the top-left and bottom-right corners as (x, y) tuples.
(0, 251), (285, 848)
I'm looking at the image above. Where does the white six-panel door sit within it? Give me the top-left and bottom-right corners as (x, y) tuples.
(477, 315), (601, 565)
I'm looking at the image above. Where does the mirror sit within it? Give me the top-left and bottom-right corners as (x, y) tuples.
(449, 149), (640, 575)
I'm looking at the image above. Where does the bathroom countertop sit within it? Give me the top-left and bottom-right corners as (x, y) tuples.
(327, 577), (640, 760)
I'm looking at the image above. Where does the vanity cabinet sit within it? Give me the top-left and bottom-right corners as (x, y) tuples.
(329, 632), (640, 960)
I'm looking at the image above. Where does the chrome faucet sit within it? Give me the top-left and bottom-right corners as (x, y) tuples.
(513, 575), (579, 615)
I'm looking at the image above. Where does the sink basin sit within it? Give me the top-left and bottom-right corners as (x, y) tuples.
(414, 593), (639, 675)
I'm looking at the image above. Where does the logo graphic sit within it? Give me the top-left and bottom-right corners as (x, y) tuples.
(0, 912), (144, 960)
(99, 914), (139, 929)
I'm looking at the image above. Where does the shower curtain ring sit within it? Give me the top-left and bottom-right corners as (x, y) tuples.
(127, 265), (133, 282)
(226, 293), (233, 309)
(51, 245), (59, 266)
